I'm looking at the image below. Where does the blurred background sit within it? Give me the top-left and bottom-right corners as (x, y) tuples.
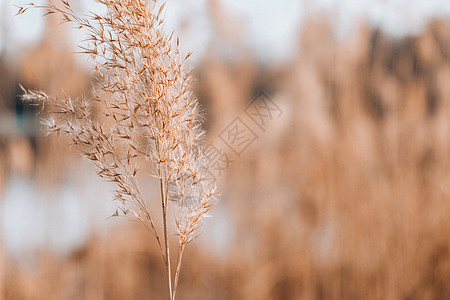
(2, 0), (450, 299)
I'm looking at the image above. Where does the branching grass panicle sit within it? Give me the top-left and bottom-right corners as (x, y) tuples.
(18, 1), (217, 299)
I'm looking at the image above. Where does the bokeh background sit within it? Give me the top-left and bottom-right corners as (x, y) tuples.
(2, 0), (450, 299)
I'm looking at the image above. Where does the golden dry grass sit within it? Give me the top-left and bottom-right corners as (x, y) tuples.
(17, 1), (216, 299)
(2, 3), (450, 300)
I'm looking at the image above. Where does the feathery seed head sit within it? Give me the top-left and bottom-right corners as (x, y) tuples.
(18, 0), (217, 246)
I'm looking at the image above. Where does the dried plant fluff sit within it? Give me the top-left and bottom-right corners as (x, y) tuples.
(18, 1), (217, 299)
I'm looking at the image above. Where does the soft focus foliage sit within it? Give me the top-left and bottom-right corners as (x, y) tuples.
(1, 1), (450, 299)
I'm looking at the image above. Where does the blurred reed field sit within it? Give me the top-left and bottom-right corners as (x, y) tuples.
(1, 0), (450, 299)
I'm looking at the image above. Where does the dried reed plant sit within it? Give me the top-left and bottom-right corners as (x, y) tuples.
(18, 1), (217, 299)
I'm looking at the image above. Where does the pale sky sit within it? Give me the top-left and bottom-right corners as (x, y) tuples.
(2, 0), (450, 63)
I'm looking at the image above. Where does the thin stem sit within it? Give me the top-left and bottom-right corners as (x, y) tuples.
(172, 243), (186, 300)
(160, 167), (173, 300)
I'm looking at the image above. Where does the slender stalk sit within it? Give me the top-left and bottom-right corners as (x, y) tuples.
(160, 167), (173, 300)
(172, 243), (186, 300)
